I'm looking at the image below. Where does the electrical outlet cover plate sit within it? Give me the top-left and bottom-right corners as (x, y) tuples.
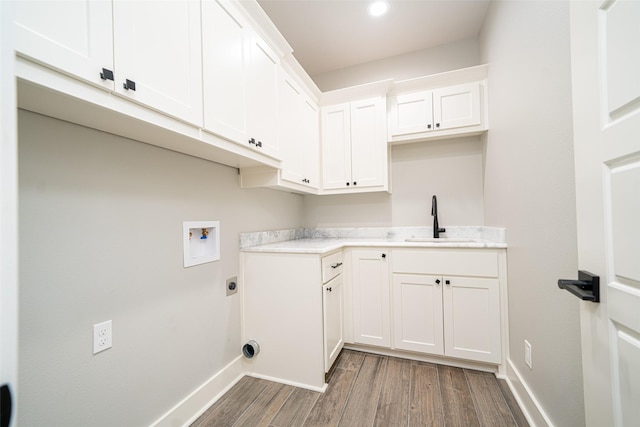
(93, 320), (113, 354)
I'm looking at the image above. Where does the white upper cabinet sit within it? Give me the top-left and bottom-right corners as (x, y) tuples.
(14, 0), (203, 126)
(13, 0), (114, 90)
(278, 69), (319, 188)
(321, 103), (351, 190)
(321, 97), (387, 192)
(112, 0), (203, 126)
(389, 82), (481, 140)
(202, 0), (249, 144)
(433, 82), (481, 131)
(245, 31), (280, 158)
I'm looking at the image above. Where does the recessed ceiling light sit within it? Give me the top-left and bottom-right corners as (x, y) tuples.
(368, 1), (389, 17)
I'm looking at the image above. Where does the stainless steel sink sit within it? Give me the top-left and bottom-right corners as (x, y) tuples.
(404, 237), (480, 243)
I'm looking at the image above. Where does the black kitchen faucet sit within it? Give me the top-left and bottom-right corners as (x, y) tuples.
(432, 195), (446, 238)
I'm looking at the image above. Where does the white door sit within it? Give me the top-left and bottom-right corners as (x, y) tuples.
(432, 82), (481, 131)
(1, 2), (18, 424)
(323, 274), (344, 372)
(112, 0), (203, 126)
(301, 98), (320, 188)
(321, 103), (351, 190)
(570, 1), (640, 426)
(392, 273), (444, 355)
(443, 276), (501, 364)
(13, 0), (114, 90)
(202, 0), (248, 144)
(351, 249), (390, 347)
(388, 91), (434, 137)
(246, 32), (279, 158)
(278, 71), (303, 184)
(350, 97), (387, 188)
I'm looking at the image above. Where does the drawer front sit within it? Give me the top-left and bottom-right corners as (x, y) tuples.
(392, 250), (499, 277)
(322, 251), (343, 283)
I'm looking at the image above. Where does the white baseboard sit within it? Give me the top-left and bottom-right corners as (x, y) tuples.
(244, 372), (328, 393)
(151, 355), (244, 427)
(504, 358), (554, 427)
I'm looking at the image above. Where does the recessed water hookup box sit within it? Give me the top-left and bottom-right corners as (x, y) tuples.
(183, 221), (220, 267)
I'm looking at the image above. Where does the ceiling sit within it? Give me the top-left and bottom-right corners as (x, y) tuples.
(257, 0), (491, 78)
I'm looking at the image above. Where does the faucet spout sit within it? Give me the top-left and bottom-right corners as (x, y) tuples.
(431, 195), (446, 238)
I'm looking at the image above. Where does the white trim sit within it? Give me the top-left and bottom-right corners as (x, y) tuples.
(150, 355), (244, 427)
(344, 344), (499, 374)
(504, 358), (554, 427)
(244, 372), (328, 393)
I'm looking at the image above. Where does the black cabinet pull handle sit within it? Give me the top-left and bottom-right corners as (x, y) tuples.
(123, 79), (136, 91)
(331, 262), (343, 269)
(100, 68), (114, 81)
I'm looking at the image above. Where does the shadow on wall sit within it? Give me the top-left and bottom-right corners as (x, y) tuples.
(304, 135), (485, 228)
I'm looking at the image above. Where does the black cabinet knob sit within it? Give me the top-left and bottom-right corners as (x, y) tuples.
(123, 79), (136, 91)
(427, 124), (432, 129)
(445, 280), (451, 285)
(256, 141), (262, 148)
(435, 279), (441, 285)
(327, 287), (332, 292)
(436, 123), (440, 128)
(100, 68), (114, 81)
(353, 181), (357, 186)
(346, 182), (350, 186)
(381, 253), (386, 258)
(248, 138), (256, 145)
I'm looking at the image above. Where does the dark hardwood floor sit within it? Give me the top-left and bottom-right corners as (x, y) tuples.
(191, 349), (529, 427)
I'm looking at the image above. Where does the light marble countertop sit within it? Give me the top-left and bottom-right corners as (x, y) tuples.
(240, 227), (507, 254)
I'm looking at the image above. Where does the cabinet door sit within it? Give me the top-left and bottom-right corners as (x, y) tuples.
(301, 98), (320, 188)
(433, 82), (481, 131)
(112, 0), (203, 126)
(202, 0), (248, 144)
(388, 91), (434, 137)
(246, 32), (279, 157)
(323, 274), (344, 372)
(392, 274), (444, 355)
(279, 71), (304, 184)
(352, 250), (390, 347)
(443, 276), (501, 363)
(14, 0), (114, 90)
(350, 97), (387, 188)
(321, 103), (352, 189)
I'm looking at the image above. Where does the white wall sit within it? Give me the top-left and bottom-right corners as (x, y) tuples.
(479, 1), (584, 426)
(17, 110), (303, 426)
(312, 38), (480, 92)
(304, 136), (484, 228)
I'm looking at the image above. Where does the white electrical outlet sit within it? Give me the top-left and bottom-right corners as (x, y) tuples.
(525, 339), (532, 369)
(93, 320), (112, 354)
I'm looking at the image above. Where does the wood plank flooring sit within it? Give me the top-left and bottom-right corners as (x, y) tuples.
(192, 350), (528, 427)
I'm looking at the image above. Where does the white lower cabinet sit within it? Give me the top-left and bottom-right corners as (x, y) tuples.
(241, 250), (343, 391)
(348, 248), (505, 366)
(392, 273), (444, 355)
(323, 274), (344, 372)
(351, 249), (390, 347)
(390, 249), (503, 364)
(442, 276), (501, 363)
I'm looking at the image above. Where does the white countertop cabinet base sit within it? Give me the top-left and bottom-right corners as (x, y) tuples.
(241, 251), (343, 391)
